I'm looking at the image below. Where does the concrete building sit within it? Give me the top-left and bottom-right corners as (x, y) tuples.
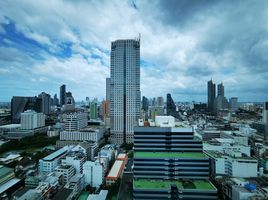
(60, 84), (66, 107)
(64, 112), (87, 132)
(156, 96), (164, 107)
(206, 151), (258, 178)
(207, 79), (216, 113)
(20, 110), (45, 130)
(83, 161), (103, 188)
(229, 97), (238, 113)
(39, 146), (70, 174)
(213, 83), (229, 114)
(90, 99), (98, 120)
(38, 92), (51, 115)
(110, 38), (141, 144)
(133, 116), (218, 200)
(60, 129), (103, 143)
(263, 102), (268, 124)
(11, 96), (42, 123)
(61, 152), (86, 174)
(54, 165), (75, 184)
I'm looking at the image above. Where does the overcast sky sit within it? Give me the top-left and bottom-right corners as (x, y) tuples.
(0, 0), (267, 102)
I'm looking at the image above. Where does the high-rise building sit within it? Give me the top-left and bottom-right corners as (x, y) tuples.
(156, 96), (164, 107)
(229, 97), (238, 113)
(213, 82), (229, 114)
(263, 102), (268, 124)
(64, 91), (75, 111)
(106, 78), (111, 101)
(133, 116), (218, 199)
(166, 93), (180, 119)
(110, 38), (141, 144)
(11, 96), (42, 123)
(142, 96), (149, 112)
(21, 110), (45, 130)
(207, 79), (216, 113)
(64, 112), (88, 132)
(53, 94), (59, 106)
(38, 92), (51, 115)
(90, 99), (98, 120)
(60, 84), (66, 106)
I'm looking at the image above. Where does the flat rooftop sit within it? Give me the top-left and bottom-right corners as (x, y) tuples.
(43, 147), (68, 161)
(133, 179), (216, 190)
(0, 124), (21, 129)
(107, 160), (123, 179)
(134, 152), (207, 159)
(117, 153), (127, 160)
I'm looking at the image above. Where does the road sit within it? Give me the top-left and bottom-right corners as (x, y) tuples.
(117, 158), (133, 200)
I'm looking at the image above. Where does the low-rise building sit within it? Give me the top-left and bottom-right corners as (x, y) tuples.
(39, 146), (70, 174)
(206, 151), (258, 178)
(54, 165), (75, 184)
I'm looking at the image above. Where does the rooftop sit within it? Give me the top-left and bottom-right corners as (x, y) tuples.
(134, 152), (207, 159)
(107, 160), (124, 179)
(42, 146), (68, 161)
(133, 179), (216, 190)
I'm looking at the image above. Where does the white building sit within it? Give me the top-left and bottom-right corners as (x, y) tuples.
(21, 110), (45, 130)
(83, 161), (103, 187)
(64, 112), (88, 131)
(203, 141), (251, 156)
(110, 39), (141, 144)
(54, 165), (75, 184)
(71, 142), (98, 161)
(60, 129), (103, 143)
(206, 151), (258, 178)
(39, 146), (70, 174)
(155, 116), (175, 127)
(61, 153), (86, 174)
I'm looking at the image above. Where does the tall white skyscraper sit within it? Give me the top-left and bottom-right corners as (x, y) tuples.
(110, 38), (141, 144)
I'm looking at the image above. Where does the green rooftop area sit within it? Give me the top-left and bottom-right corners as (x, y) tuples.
(78, 191), (89, 200)
(134, 152), (207, 159)
(133, 179), (216, 190)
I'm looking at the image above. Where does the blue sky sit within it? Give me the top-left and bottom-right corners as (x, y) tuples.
(0, 0), (268, 102)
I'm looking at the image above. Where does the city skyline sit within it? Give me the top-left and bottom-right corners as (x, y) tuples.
(1, 1), (268, 102)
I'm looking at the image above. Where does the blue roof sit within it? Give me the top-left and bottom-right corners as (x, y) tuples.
(43, 147), (68, 161)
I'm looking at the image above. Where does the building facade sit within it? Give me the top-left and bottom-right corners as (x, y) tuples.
(207, 79), (216, 113)
(133, 117), (218, 200)
(21, 110), (45, 130)
(110, 38), (141, 144)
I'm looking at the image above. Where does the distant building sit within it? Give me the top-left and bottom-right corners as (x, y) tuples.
(11, 96), (42, 123)
(21, 110), (45, 130)
(64, 112), (87, 132)
(38, 92), (51, 115)
(64, 91), (75, 111)
(106, 78), (111, 101)
(207, 79), (216, 113)
(263, 102), (268, 124)
(53, 94), (59, 106)
(90, 99), (98, 120)
(213, 83), (229, 114)
(156, 96), (164, 107)
(110, 38), (141, 144)
(229, 97), (238, 113)
(141, 96), (149, 112)
(166, 93), (180, 119)
(60, 84), (66, 106)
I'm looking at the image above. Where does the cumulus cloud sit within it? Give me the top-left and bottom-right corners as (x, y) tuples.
(0, 0), (267, 102)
